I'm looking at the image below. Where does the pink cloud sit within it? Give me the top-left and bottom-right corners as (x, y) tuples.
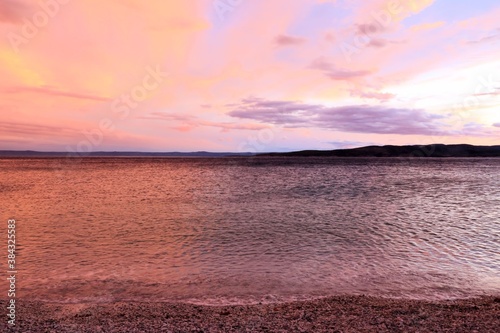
(139, 112), (269, 132)
(474, 91), (500, 97)
(351, 90), (395, 101)
(467, 32), (500, 44)
(3, 86), (110, 102)
(324, 32), (336, 42)
(309, 57), (372, 80)
(0, 0), (28, 23)
(356, 23), (385, 35)
(0, 121), (76, 137)
(367, 38), (388, 48)
(274, 34), (306, 46)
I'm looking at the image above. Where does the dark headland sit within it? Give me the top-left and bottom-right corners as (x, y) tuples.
(259, 144), (500, 158)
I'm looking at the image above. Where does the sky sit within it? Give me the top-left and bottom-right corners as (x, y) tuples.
(0, 0), (499, 152)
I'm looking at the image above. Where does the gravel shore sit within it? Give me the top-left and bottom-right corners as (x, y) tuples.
(2, 296), (499, 332)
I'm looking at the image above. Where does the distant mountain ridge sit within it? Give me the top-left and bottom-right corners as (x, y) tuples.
(259, 144), (500, 157)
(1, 144), (499, 158)
(0, 151), (254, 157)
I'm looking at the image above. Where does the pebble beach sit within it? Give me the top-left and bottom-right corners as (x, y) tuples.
(2, 296), (499, 332)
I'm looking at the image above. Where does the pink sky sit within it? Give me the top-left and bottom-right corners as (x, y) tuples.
(0, 0), (499, 152)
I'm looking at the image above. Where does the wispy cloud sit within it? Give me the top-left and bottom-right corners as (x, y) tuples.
(410, 21), (445, 32)
(309, 57), (371, 80)
(139, 112), (269, 132)
(3, 86), (110, 102)
(274, 34), (306, 46)
(356, 23), (385, 36)
(466, 30), (500, 44)
(0, 121), (76, 138)
(367, 38), (388, 48)
(228, 98), (447, 136)
(457, 122), (496, 137)
(351, 90), (395, 101)
(473, 89), (500, 97)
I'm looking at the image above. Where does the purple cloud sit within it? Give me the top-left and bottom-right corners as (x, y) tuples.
(325, 69), (372, 80)
(453, 122), (497, 137)
(309, 57), (371, 80)
(309, 57), (335, 72)
(367, 38), (387, 48)
(493, 123), (500, 128)
(356, 23), (385, 36)
(274, 34), (306, 46)
(228, 98), (448, 136)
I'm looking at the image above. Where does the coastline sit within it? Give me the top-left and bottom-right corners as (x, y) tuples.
(2, 295), (499, 332)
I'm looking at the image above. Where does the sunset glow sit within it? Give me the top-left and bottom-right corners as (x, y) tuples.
(1, 0), (499, 152)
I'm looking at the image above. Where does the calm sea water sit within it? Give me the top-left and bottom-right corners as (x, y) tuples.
(0, 157), (499, 304)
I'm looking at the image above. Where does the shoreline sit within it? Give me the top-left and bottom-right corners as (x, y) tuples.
(2, 295), (499, 332)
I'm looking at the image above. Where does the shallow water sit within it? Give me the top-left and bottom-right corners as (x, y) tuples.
(0, 157), (499, 304)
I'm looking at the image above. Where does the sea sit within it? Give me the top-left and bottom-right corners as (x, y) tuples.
(0, 157), (498, 305)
